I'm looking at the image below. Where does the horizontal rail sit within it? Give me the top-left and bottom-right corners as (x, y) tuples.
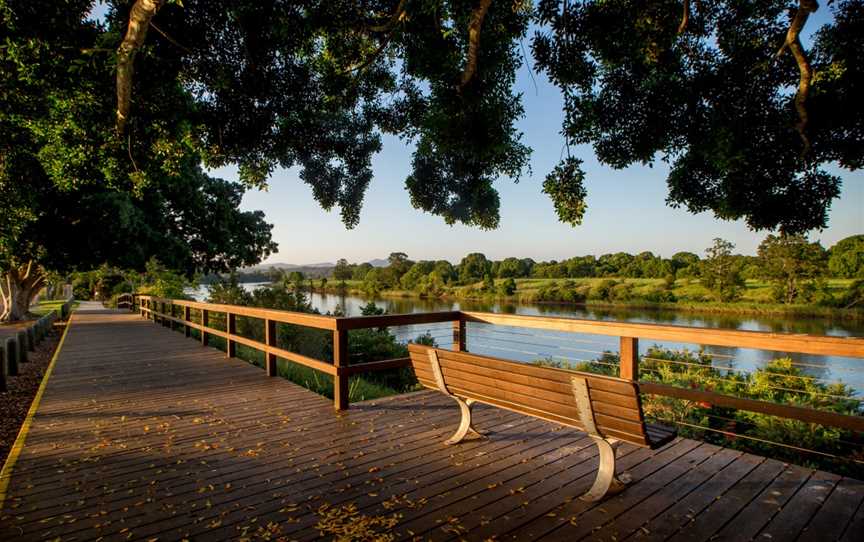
(344, 357), (412, 376)
(639, 382), (864, 433)
(140, 295), (338, 330)
(462, 311), (864, 359)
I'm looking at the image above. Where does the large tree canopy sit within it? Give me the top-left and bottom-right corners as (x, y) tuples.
(532, 0), (863, 233)
(0, 0), (275, 321)
(112, 0), (861, 234)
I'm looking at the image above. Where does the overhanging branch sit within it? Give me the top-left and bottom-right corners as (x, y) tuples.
(774, 0), (819, 155)
(116, 0), (165, 133)
(459, 0), (493, 89)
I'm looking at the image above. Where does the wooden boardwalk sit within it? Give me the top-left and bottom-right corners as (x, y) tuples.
(0, 307), (861, 541)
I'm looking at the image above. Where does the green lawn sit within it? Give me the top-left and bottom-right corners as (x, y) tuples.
(32, 299), (79, 316)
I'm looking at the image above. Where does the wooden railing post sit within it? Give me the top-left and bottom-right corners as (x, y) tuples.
(619, 336), (639, 381)
(184, 306), (191, 337)
(201, 309), (209, 346)
(333, 328), (349, 410)
(265, 319), (277, 376)
(226, 312), (236, 358)
(453, 317), (466, 352)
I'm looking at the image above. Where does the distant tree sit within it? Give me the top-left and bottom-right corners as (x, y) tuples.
(702, 239), (745, 302)
(432, 261), (457, 284)
(497, 257), (527, 278)
(758, 234), (827, 304)
(482, 273), (496, 292)
(333, 259), (353, 281)
(459, 253), (492, 282)
(499, 277), (517, 296)
(387, 252), (412, 281)
(828, 235), (864, 278)
(353, 262), (374, 281)
(400, 261), (435, 290)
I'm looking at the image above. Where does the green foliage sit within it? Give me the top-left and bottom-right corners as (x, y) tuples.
(702, 238), (745, 302)
(828, 235), (864, 278)
(137, 258), (194, 299)
(534, 346), (863, 475)
(758, 234), (827, 304)
(459, 253), (492, 283)
(542, 157), (588, 226)
(532, 0), (861, 234)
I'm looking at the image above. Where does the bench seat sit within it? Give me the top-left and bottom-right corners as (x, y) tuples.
(407, 343), (677, 501)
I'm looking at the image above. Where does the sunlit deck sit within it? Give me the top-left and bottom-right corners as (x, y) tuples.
(0, 307), (861, 541)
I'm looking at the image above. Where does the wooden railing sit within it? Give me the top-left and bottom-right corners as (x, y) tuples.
(130, 295), (864, 435)
(133, 295), (461, 410)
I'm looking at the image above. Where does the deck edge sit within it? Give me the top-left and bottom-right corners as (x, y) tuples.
(0, 312), (74, 509)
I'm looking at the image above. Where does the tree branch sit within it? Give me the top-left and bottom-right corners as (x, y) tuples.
(677, 0), (690, 34)
(116, 0), (165, 133)
(369, 0), (408, 33)
(774, 0), (819, 155)
(459, 0), (493, 89)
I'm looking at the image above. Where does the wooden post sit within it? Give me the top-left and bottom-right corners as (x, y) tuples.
(201, 309), (209, 346)
(184, 306), (191, 337)
(452, 317), (466, 352)
(619, 337), (639, 381)
(332, 328), (349, 411)
(265, 319), (277, 376)
(226, 312), (236, 358)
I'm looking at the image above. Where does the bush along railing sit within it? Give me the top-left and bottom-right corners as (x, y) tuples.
(132, 296), (864, 474)
(1, 311), (59, 393)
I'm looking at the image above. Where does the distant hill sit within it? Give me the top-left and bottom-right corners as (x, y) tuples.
(367, 258), (388, 267)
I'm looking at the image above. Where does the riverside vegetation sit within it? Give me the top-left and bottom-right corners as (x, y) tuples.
(304, 235), (864, 319)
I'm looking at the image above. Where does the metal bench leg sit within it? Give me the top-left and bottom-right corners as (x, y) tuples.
(428, 349), (486, 445)
(572, 376), (630, 501)
(581, 437), (629, 501)
(445, 397), (484, 445)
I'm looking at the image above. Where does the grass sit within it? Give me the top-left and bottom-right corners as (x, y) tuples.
(31, 299), (79, 316)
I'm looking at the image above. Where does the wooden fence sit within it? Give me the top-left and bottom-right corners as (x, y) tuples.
(131, 295), (864, 434)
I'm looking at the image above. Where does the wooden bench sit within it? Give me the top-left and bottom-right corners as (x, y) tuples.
(407, 344), (677, 501)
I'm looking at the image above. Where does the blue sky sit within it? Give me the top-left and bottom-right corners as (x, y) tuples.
(231, 10), (862, 265)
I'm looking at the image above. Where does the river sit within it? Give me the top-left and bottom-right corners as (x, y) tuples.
(187, 283), (864, 396)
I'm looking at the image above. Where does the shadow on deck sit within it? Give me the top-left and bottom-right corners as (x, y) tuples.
(0, 307), (861, 541)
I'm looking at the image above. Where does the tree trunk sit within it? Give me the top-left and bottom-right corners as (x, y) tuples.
(0, 262), (46, 323)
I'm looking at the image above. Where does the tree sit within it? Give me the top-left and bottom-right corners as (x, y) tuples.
(333, 259), (353, 281)
(112, 1), (862, 236)
(0, 0), (275, 321)
(828, 235), (864, 278)
(532, 0), (863, 233)
(387, 252), (412, 281)
(758, 234), (827, 303)
(459, 253), (492, 282)
(497, 257), (527, 278)
(702, 239), (745, 302)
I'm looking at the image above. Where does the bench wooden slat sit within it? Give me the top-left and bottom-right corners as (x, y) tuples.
(414, 345), (638, 397)
(409, 344), (675, 450)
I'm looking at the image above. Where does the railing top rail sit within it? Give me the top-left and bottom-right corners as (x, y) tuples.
(133, 295), (864, 359)
(461, 311), (864, 359)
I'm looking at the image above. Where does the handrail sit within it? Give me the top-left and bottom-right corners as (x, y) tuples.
(130, 294), (864, 436)
(461, 311), (864, 359)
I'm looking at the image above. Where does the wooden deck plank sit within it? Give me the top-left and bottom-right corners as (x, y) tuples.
(798, 477), (864, 542)
(756, 470), (842, 541)
(1, 306), (860, 542)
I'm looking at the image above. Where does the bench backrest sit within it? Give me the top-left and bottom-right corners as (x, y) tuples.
(407, 344), (653, 447)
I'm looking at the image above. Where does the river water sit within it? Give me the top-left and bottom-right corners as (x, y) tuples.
(188, 283), (864, 396)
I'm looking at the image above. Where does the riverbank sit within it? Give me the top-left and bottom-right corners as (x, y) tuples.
(312, 277), (863, 321)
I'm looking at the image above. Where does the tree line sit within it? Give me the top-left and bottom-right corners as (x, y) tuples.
(326, 234), (864, 306)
